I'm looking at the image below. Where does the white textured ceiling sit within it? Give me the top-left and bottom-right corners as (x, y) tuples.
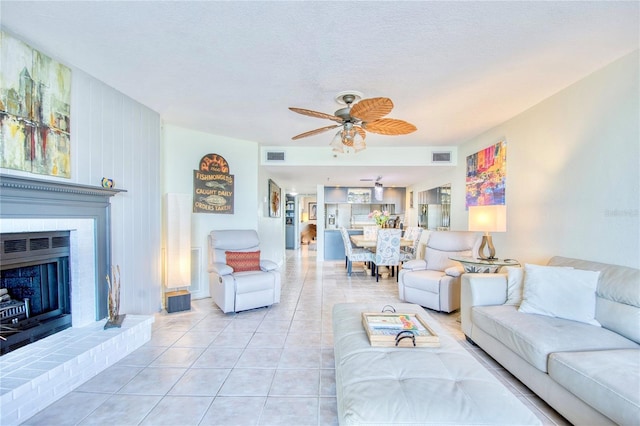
(1, 1), (638, 193)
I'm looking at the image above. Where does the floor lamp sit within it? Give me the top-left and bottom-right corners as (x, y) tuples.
(468, 205), (507, 260)
(164, 193), (192, 313)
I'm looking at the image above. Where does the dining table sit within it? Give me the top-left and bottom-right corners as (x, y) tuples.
(349, 234), (414, 279)
(350, 234), (414, 249)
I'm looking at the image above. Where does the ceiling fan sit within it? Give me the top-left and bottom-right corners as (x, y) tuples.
(289, 92), (417, 153)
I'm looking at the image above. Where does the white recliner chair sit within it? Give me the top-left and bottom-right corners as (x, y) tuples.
(208, 229), (281, 313)
(398, 230), (480, 313)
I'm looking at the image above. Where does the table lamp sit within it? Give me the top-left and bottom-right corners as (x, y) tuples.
(468, 205), (507, 260)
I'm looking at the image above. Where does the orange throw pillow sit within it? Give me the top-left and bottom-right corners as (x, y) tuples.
(225, 251), (261, 272)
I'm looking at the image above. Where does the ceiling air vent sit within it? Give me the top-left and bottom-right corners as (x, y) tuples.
(431, 151), (452, 163)
(266, 151), (286, 161)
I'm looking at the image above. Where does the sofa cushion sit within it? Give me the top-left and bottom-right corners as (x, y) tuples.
(548, 256), (640, 344)
(401, 269), (445, 294)
(548, 349), (640, 425)
(233, 270), (275, 294)
(472, 305), (639, 372)
(210, 229), (260, 264)
(226, 250), (261, 272)
(505, 266), (524, 306)
(518, 264), (600, 326)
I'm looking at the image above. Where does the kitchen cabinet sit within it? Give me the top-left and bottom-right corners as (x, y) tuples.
(324, 187), (348, 203)
(381, 187), (406, 212)
(324, 186), (406, 212)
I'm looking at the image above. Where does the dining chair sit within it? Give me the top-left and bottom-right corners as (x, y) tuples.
(400, 227), (423, 263)
(373, 228), (402, 282)
(363, 225), (379, 240)
(403, 226), (422, 242)
(338, 226), (351, 269)
(340, 227), (375, 276)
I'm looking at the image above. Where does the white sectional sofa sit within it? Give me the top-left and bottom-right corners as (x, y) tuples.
(461, 256), (640, 425)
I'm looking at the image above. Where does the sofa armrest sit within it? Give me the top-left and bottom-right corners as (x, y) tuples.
(402, 259), (427, 271)
(260, 259), (278, 272)
(464, 273), (508, 306)
(208, 262), (233, 275)
(461, 273), (508, 337)
(445, 265), (464, 277)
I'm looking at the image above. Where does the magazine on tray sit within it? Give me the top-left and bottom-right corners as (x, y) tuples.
(361, 312), (440, 347)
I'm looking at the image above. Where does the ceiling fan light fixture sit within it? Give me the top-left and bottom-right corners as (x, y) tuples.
(331, 127), (365, 154)
(290, 92), (415, 154)
(353, 139), (367, 153)
(374, 182), (384, 201)
(330, 132), (345, 153)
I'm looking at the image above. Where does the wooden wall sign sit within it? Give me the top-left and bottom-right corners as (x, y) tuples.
(193, 153), (234, 214)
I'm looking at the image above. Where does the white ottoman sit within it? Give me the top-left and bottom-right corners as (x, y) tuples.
(333, 303), (541, 425)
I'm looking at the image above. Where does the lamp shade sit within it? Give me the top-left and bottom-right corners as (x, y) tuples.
(468, 205), (507, 233)
(164, 193), (191, 289)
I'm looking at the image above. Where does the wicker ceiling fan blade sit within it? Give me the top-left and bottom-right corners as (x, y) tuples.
(289, 107), (343, 123)
(292, 124), (340, 140)
(349, 97), (394, 122)
(354, 125), (367, 141)
(364, 119), (417, 135)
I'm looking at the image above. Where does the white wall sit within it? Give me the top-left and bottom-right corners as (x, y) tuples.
(257, 167), (286, 268)
(1, 64), (162, 315)
(410, 51), (639, 268)
(162, 124), (285, 299)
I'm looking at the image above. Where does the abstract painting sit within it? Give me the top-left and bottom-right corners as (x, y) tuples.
(466, 141), (506, 207)
(0, 31), (71, 177)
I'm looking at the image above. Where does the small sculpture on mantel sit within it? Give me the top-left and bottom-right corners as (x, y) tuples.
(104, 265), (126, 329)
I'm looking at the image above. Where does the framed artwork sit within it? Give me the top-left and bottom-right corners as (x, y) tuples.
(465, 141), (507, 208)
(0, 31), (72, 178)
(410, 191), (414, 208)
(309, 202), (317, 220)
(268, 179), (281, 217)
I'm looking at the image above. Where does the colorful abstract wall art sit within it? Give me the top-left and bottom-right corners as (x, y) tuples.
(466, 141), (506, 207)
(0, 32), (71, 178)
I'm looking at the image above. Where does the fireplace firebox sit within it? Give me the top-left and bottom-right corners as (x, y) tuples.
(1, 231), (71, 355)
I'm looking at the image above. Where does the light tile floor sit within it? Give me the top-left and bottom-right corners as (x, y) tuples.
(23, 246), (571, 426)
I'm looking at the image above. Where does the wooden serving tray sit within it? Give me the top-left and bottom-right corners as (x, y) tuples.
(361, 312), (440, 347)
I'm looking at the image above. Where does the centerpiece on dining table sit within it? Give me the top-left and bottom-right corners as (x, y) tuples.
(369, 210), (390, 227)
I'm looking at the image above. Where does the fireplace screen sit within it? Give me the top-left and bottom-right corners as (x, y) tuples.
(0, 231), (71, 355)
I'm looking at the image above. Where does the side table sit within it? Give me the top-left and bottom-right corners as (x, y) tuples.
(449, 256), (520, 273)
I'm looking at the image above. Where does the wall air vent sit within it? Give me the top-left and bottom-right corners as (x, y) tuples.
(431, 151), (452, 163)
(266, 151), (286, 161)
